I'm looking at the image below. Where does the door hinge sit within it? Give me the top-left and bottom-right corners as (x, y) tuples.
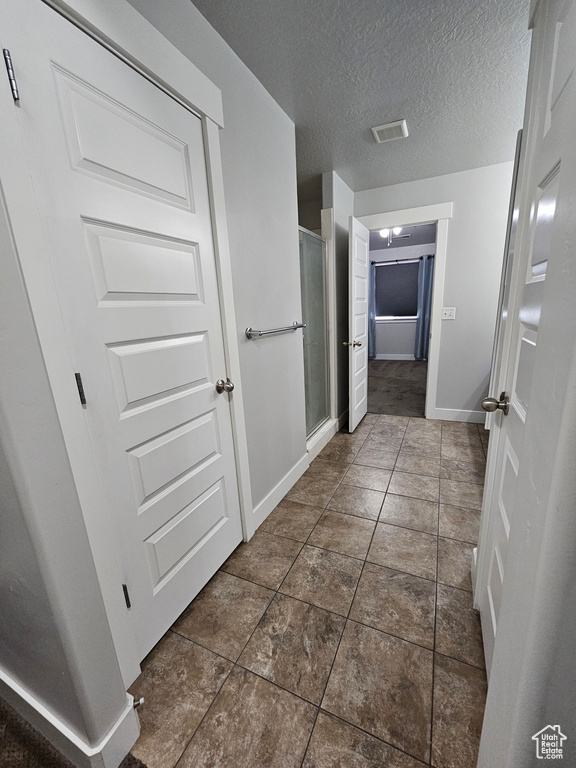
(3, 50), (20, 102)
(74, 372), (87, 405)
(122, 584), (131, 609)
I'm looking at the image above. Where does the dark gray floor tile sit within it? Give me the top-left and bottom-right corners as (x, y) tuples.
(380, 494), (438, 534)
(368, 523), (437, 580)
(178, 667), (316, 768)
(432, 654), (488, 768)
(307, 510), (376, 559)
(172, 571), (274, 661)
(436, 585), (485, 669)
(350, 563), (436, 648)
(279, 545), (363, 616)
(259, 499), (324, 542)
(221, 531), (302, 590)
(302, 712), (424, 768)
(437, 537), (474, 592)
(322, 621), (433, 762)
(129, 633), (232, 768)
(238, 593), (345, 703)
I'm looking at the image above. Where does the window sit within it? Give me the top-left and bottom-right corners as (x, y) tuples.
(375, 261), (419, 317)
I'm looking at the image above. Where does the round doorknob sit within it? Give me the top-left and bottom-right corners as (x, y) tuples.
(353, 341), (362, 347)
(216, 377), (234, 394)
(343, 341), (352, 347)
(481, 391), (509, 415)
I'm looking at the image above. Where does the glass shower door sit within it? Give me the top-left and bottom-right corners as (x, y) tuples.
(299, 228), (330, 438)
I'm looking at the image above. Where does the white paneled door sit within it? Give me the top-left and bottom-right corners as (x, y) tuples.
(476, 0), (576, 674)
(348, 217), (370, 432)
(3, 1), (242, 661)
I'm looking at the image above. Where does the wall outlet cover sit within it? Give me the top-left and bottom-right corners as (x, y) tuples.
(442, 307), (456, 320)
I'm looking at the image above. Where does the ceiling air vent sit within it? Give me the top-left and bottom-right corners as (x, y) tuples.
(371, 119), (409, 143)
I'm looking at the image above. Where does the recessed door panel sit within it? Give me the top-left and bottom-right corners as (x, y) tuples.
(107, 334), (209, 412)
(84, 221), (202, 302)
(128, 412), (219, 504)
(145, 481), (227, 586)
(55, 67), (193, 208)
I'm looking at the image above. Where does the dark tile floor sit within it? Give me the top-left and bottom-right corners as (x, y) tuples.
(368, 360), (428, 417)
(129, 415), (489, 768)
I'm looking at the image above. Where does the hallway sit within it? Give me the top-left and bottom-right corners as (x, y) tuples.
(127, 414), (488, 768)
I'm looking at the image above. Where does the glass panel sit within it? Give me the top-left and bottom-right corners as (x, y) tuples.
(299, 230), (330, 438)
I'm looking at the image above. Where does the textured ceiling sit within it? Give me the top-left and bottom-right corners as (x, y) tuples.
(191, 0), (531, 201)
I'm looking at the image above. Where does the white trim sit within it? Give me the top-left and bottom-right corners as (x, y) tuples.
(358, 208), (452, 423)
(41, 0), (224, 126)
(427, 407), (485, 424)
(203, 119), (254, 541)
(376, 317), (417, 323)
(0, 670), (139, 768)
(471, 546), (479, 599)
(250, 454), (310, 531)
(373, 354), (416, 361)
(337, 409), (349, 430)
(359, 202), (453, 231)
(426, 218), (448, 420)
(306, 418), (339, 461)
(321, 208), (338, 424)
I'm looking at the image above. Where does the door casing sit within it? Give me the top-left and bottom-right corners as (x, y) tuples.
(358, 202), (453, 421)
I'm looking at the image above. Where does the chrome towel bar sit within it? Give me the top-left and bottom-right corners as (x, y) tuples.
(245, 321), (306, 340)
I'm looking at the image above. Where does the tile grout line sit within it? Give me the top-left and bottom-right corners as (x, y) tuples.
(170, 415), (484, 768)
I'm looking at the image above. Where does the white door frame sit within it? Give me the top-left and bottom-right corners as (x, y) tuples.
(1, 0), (253, 685)
(358, 202), (453, 420)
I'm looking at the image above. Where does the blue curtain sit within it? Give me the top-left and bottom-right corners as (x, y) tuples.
(414, 255), (434, 360)
(368, 261), (376, 358)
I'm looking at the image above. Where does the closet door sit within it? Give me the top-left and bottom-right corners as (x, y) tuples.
(1, 0), (243, 662)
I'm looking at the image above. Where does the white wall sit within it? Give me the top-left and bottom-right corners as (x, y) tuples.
(375, 321), (417, 359)
(356, 163), (513, 417)
(126, 0), (308, 514)
(322, 171), (354, 422)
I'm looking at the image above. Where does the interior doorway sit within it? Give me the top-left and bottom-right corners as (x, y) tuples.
(367, 222), (437, 417)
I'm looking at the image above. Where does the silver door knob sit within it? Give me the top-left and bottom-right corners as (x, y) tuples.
(353, 341), (362, 347)
(343, 341), (362, 347)
(216, 377), (234, 394)
(343, 341), (352, 347)
(481, 391), (509, 416)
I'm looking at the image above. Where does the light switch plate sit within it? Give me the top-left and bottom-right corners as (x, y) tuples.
(442, 307), (456, 320)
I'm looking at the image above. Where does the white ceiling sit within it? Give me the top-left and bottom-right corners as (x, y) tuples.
(191, 0), (531, 202)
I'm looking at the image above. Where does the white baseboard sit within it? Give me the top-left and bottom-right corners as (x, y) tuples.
(471, 546), (478, 602)
(373, 354), (415, 361)
(306, 418), (338, 461)
(337, 410), (349, 430)
(0, 668), (139, 768)
(248, 453), (310, 537)
(426, 407), (485, 423)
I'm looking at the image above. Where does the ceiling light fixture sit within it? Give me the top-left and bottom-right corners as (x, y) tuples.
(371, 119), (409, 144)
(377, 226), (410, 247)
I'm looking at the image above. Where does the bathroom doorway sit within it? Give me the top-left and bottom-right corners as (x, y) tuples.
(367, 222), (436, 417)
